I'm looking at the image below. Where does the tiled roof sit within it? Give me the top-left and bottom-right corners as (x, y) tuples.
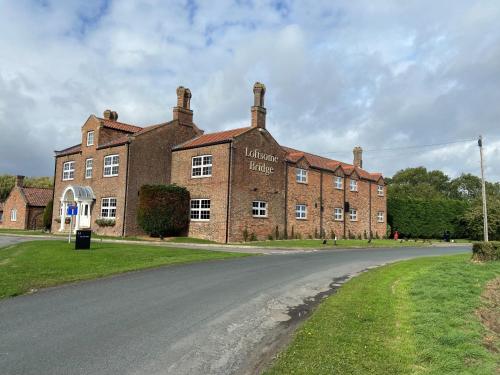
(282, 146), (382, 181)
(55, 144), (82, 156)
(97, 118), (143, 133)
(21, 187), (53, 207)
(96, 124), (165, 149)
(174, 127), (251, 150)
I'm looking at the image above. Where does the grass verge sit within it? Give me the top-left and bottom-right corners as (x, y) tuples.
(240, 239), (436, 248)
(266, 254), (499, 375)
(0, 240), (251, 299)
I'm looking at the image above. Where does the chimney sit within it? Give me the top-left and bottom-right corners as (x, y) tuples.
(353, 146), (363, 168)
(103, 110), (118, 121)
(251, 82), (266, 129)
(173, 86), (193, 124)
(16, 175), (25, 188)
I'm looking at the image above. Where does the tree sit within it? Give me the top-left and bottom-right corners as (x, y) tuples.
(448, 173), (482, 201)
(137, 184), (190, 238)
(0, 174), (53, 201)
(43, 200), (53, 230)
(460, 197), (500, 241)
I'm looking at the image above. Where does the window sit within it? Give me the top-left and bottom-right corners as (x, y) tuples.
(350, 179), (358, 192)
(296, 168), (308, 183)
(334, 207), (343, 221)
(377, 211), (385, 223)
(62, 161), (75, 180)
(85, 158), (93, 179)
(0, 211), (3, 222)
(335, 176), (343, 190)
(190, 199), (211, 220)
(192, 155), (212, 178)
(349, 208), (358, 221)
(10, 209), (17, 222)
(101, 198), (117, 218)
(377, 185), (384, 196)
(103, 155), (119, 177)
(295, 204), (307, 219)
(252, 201), (268, 217)
(86, 131), (94, 146)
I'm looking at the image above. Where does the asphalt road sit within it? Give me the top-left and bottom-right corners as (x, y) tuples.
(0, 244), (469, 375)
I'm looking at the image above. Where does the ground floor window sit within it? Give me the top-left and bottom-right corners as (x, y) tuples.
(252, 201), (268, 217)
(191, 199), (210, 220)
(349, 208), (357, 221)
(10, 209), (17, 221)
(377, 211), (385, 223)
(334, 207), (343, 221)
(101, 198), (117, 218)
(295, 204), (307, 219)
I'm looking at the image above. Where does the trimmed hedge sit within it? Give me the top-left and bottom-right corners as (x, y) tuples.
(388, 197), (468, 238)
(472, 242), (500, 262)
(137, 184), (190, 238)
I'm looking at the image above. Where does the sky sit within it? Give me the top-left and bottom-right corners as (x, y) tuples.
(0, 0), (499, 181)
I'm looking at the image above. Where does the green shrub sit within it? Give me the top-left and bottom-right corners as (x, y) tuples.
(267, 233), (274, 241)
(472, 241), (500, 261)
(95, 218), (116, 227)
(137, 184), (190, 238)
(43, 200), (53, 230)
(243, 227), (249, 242)
(250, 232), (257, 241)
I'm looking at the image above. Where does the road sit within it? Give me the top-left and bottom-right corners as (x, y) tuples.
(0, 243), (469, 375)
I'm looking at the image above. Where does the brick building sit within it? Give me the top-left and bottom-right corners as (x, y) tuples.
(0, 176), (53, 230)
(52, 83), (386, 242)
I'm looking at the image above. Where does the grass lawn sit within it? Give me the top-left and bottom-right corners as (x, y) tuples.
(0, 240), (252, 299)
(240, 238), (438, 248)
(266, 254), (499, 375)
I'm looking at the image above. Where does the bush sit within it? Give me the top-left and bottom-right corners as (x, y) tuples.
(250, 232), (257, 241)
(95, 218), (116, 227)
(137, 184), (190, 238)
(243, 227), (249, 242)
(472, 242), (500, 261)
(43, 200), (53, 230)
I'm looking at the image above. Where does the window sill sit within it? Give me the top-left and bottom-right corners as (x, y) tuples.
(252, 216), (268, 219)
(334, 219), (343, 221)
(296, 217), (308, 220)
(103, 175), (119, 178)
(191, 219), (210, 222)
(62, 179), (74, 181)
(296, 181), (308, 184)
(191, 175), (212, 179)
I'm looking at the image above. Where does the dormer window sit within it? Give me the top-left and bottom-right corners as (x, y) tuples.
(296, 168), (308, 183)
(86, 131), (94, 146)
(350, 179), (358, 192)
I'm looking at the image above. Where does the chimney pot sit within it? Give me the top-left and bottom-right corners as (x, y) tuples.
(353, 146), (363, 169)
(173, 86), (194, 124)
(103, 110), (118, 121)
(251, 82), (267, 129)
(16, 175), (25, 188)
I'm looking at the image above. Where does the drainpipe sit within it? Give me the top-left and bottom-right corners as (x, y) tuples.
(320, 170), (323, 238)
(284, 162), (288, 238)
(369, 181), (372, 239)
(225, 142), (233, 244)
(122, 142), (131, 237)
(343, 175), (347, 239)
(51, 155), (57, 232)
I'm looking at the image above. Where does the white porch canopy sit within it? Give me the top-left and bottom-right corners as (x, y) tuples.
(59, 186), (96, 232)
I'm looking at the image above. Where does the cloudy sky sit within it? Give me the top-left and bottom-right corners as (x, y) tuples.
(1, 0), (499, 181)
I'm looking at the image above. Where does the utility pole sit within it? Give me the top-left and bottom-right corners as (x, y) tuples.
(478, 135), (489, 242)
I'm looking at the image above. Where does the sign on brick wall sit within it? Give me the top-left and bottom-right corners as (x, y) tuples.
(245, 147), (278, 176)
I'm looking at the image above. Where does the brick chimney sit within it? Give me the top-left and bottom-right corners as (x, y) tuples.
(103, 110), (118, 121)
(173, 86), (193, 124)
(251, 82), (266, 129)
(353, 146), (363, 168)
(16, 175), (25, 188)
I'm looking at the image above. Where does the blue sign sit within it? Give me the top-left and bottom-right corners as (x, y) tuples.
(67, 205), (78, 216)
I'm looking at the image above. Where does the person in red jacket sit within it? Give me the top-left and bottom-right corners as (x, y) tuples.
(394, 230), (399, 240)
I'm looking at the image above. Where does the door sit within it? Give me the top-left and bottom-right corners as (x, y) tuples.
(80, 203), (91, 228)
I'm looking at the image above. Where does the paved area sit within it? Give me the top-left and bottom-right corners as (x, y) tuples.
(0, 243), (469, 375)
(0, 235), (47, 248)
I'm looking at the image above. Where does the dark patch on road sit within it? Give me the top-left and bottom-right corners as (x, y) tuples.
(244, 274), (352, 375)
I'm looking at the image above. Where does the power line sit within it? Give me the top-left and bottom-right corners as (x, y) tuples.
(323, 138), (477, 155)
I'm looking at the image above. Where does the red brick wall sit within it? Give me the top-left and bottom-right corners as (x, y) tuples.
(371, 181), (387, 238)
(0, 187), (28, 229)
(322, 170), (346, 239)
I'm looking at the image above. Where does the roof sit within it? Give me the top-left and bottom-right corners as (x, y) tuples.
(174, 127), (251, 150)
(282, 146), (383, 182)
(55, 144), (82, 156)
(21, 187), (53, 207)
(97, 118), (143, 133)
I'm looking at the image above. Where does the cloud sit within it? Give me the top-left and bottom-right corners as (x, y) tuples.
(0, 0), (499, 181)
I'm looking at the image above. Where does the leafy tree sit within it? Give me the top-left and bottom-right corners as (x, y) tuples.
(137, 184), (190, 238)
(460, 198), (500, 240)
(448, 173), (482, 201)
(43, 200), (53, 230)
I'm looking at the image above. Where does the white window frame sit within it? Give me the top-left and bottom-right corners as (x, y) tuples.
(101, 197), (117, 219)
(62, 161), (75, 181)
(377, 211), (385, 223)
(350, 179), (358, 192)
(86, 131), (94, 146)
(334, 207), (343, 221)
(252, 201), (268, 218)
(349, 208), (358, 221)
(295, 204), (307, 219)
(85, 158), (93, 179)
(377, 185), (384, 196)
(10, 209), (17, 222)
(191, 155), (212, 178)
(0, 211), (3, 222)
(296, 168), (308, 183)
(335, 176), (343, 190)
(190, 199), (211, 221)
(103, 154), (119, 177)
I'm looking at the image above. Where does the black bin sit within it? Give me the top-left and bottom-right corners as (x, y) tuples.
(75, 230), (92, 250)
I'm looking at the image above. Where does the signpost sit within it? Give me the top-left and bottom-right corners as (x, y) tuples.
(66, 204), (78, 243)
